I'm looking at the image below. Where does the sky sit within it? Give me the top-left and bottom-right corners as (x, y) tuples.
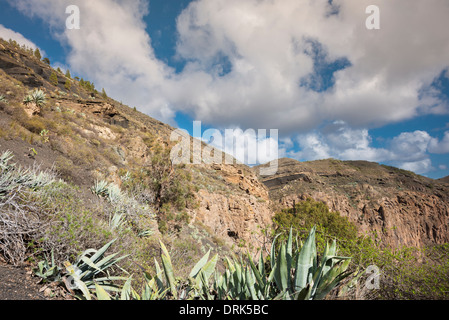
(1, 0), (449, 179)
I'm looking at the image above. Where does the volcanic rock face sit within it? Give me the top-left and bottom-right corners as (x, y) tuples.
(189, 164), (273, 252)
(258, 158), (449, 248)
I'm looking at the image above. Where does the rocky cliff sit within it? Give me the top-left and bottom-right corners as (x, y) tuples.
(257, 158), (449, 249)
(188, 163), (272, 252)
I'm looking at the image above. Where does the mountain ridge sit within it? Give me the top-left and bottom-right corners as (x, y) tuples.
(256, 158), (449, 248)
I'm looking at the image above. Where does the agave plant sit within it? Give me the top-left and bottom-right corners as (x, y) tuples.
(0, 151), (56, 199)
(0, 150), (14, 171)
(34, 249), (61, 283)
(105, 241), (219, 301)
(91, 179), (109, 197)
(23, 89), (46, 107)
(108, 208), (126, 231)
(269, 226), (353, 300)
(212, 226), (353, 300)
(91, 180), (123, 203)
(62, 239), (129, 300)
(93, 227), (354, 301)
(155, 241), (218, 300)
(107, 183), (123, 203)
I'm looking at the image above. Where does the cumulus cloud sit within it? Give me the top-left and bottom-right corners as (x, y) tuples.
(0, 24), (45, 56)
(7, 0), (449, 131)
(288, 121), (444, 174)
(173, 0), (449, 130)
(428, 131), (449, 154)
(202, 126), (282, 166)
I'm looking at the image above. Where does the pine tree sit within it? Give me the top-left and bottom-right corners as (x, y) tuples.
(49, 72), (59, 86)
(64, 79), (72, 91)
(102, 88), (108, 99)
(65, 69), (71, 79)
(42, 57), (50, 65)
(34, 48), (41, 60)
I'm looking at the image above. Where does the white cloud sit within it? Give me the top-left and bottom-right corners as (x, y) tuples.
(292, 121), (390, 162)
(6, 0), (449, 131)
(0, 24), (45, 56)
(288, 122), (445, 174)
(428, 131), (449, 154)
(389, 131), (433, 162)
(173, 0), (449, 130)
(398, 159), (433, 174)
(204, 127), (281, 166)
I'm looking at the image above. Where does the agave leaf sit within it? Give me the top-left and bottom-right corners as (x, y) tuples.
(322, 240), (338, 277)
(95, 283), (111, 300)
(225, 257), (235, 273)
(310, 255), (350, 298)
(154, 259), (164, 291)
(274, 243), (289, 292)
(93, 276), (128, 283)
(270, 233), (281, 270)
(79, 256), (102, 273)
(295, 283), (312, 300)
(88, 239), (117, 265)
(160, 246), (177, 299)
(286, 227), (293, 269)
(201, 254), (218, 282)
(314, 267), (353, 300)
(245, 268), (259, 300)
(189, 250), (210, 279)
(72, 276), (91, 300)
(258, 252), (266, 280)
(142, 282), (152, 300)
(233, 259), (243, 285)
(159, 241), (171, 263)
(121, 276), (133, 300)
(247, 251), (265, 290)
(294, 226), (316, 292)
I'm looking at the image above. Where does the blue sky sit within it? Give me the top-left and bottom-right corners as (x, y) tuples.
(1, 0), (449, 179)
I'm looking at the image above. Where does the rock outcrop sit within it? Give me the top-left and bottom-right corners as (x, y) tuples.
(189, 163), (273, 253)
(257, 158), (449, 249)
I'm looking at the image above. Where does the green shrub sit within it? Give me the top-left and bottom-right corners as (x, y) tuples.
(273, 198), (358, 253)
(64, 79), (71, 91)
(22, 117), (46, 134)
(49, 72), (59, 86)
(34, 48), (42, 60)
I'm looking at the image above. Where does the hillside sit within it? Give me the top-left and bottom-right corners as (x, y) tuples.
(0, 38), (273, 271)
(439, 175), (449, 184)
(257, 158), (449, 248)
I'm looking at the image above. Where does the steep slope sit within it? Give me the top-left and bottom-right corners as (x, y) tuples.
(257, 158), (449, 248)
(0, 38), (272, 258)
(438, 176), (449, 184)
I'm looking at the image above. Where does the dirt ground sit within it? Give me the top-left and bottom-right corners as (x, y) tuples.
(0, 260), (72, 300)
(0, 263), (46, 300)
